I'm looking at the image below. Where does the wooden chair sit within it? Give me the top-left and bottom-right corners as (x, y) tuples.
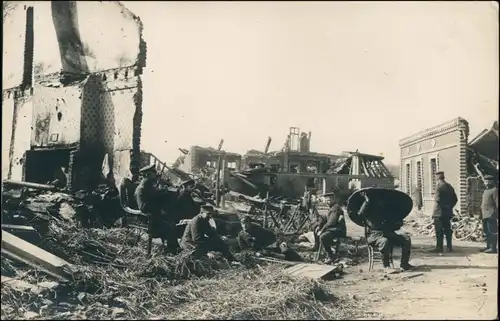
(314, 237), (343, 262)
(365, 225), (394, 272)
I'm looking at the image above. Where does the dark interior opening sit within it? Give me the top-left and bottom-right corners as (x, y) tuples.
(25, 149), (72, 185)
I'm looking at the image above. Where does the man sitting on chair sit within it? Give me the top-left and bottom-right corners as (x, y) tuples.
(315, 191), (347, 263)
(358, 191), (415, 272)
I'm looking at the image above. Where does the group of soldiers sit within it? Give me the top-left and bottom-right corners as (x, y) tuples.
(303, 170), (498, 273)
(429, 171), (497, 255)
(133, 163), (302, 264)
(134, 162), (498, 272)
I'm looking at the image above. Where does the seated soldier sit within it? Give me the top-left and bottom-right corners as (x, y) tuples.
(237, 215), (277, 252)
(315, 191), (347, 263)
(180, 204), (238, 263)
(358, 191), (415, 272)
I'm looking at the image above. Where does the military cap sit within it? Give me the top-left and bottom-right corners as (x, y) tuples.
(201, 204), (215, 212)
(139, 164), (156, 174)
(484, 175), (495, 180)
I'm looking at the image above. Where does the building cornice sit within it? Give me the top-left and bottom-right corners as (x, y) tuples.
(399, 117), (469, 147)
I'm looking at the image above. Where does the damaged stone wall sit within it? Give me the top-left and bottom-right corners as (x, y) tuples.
(3, 1), (145, 87)
(3, 1), (146, 189)
(1, 91), (15, 179)
(31, 78), (88, 148)
(8, 89), (34, 181)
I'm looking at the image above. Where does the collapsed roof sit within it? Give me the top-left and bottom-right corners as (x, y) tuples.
(328, 151), (393, 178)
(467, 121), (499, 180)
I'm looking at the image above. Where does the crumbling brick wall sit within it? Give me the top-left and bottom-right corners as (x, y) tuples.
(2, 2), (146, 189)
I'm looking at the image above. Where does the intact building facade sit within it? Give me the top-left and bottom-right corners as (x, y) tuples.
(399, 117), (469, 215)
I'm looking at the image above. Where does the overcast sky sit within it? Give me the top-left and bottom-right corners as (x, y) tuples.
(123, 1), (499, 166)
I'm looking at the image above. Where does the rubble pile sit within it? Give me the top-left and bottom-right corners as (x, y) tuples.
(2, 186), (123, 230)
(1, 257), (352, 320)
(406, 210), (485, 242)
(1, 187), (362, 320)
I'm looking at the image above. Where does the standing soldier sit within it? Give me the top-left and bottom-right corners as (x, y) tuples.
(135, 164), (179, 256)
(431, 171), (458, 254)
(481, 175), (498, 254)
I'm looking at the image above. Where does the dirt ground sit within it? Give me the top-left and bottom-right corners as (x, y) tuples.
(334, 217), (498, 320)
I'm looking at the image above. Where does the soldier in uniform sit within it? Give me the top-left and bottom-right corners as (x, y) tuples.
(481, 175), (498, 254)
(431, 171), (458, 253)
(135, 164), (179, 256)
(237, 215), (277, 252)
(358, 191), (415, 272)
(180, 204), (238, 263)
(315, 191), (347, 263)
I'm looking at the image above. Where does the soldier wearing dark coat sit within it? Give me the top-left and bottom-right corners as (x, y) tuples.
(358, 191), (415, 272)
(237, 215), (277, 251)
(135, 164), (179, 256)
(431, 171), (458, 253)
(481, 175), (498, 254)
(315, 192), (347, 263)
(180, 205), (238, 262)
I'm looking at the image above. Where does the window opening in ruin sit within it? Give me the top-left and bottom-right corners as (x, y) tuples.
(24, 149), (72, 185)
(306, 177), (315, 188)
(290, 164), (298, 173)
(430, 158), (438, 194)
(405, 163), (411, 194)
(227, 162), (237, 170)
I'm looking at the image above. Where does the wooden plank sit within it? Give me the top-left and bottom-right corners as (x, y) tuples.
(1, 231), (75, 281)
(284, 262), (338, 280)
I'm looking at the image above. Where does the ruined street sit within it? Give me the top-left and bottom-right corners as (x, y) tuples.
(2, 1), (498, 320)
(332, 217), (499, 320)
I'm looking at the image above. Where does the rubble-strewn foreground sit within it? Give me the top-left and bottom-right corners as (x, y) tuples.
(1, 202), (358, 320)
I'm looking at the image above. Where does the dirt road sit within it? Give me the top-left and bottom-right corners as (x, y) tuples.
(335, 219), (498, 320)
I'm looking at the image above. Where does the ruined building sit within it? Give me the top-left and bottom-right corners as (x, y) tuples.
(2, 1), (146, 190)
(399, 117), (498, 216)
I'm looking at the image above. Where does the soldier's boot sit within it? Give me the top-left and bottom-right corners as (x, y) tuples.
(146, 236), (153, 257)
(400, 243), (415, 271)
(383, 256), (399, 274)
(311, 233), (320, 252)
(445, 232), (453, 252)
(480, 240), (490, 252)
(431, 233), (444, 253)
(485, 235), (497, 254)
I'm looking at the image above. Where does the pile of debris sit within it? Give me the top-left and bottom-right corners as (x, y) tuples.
(1, 185), (363, 320)
(406, 210), (485, 242)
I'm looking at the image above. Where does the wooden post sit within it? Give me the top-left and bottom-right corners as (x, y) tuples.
(215, 154), (223, 207)
(263, 191), (269, 228)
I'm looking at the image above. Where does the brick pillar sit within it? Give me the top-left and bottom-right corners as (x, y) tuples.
(457, 119), (469, 216)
